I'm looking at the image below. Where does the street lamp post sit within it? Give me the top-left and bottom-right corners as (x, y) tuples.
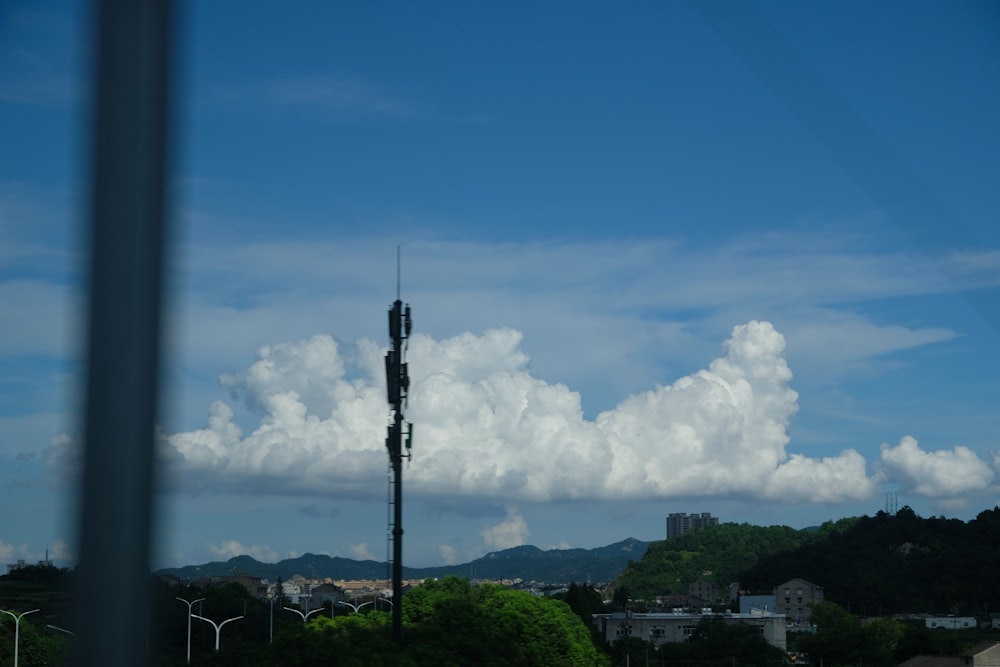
(268, 595), (278, 643)
(283, 606), (324, 623)
(176, 597), (205, 665)
(191, 614), (243, 652)
(1, 609), (40, 667)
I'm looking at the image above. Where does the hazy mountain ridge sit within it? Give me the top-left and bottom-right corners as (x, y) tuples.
(156, 537), (649, 585)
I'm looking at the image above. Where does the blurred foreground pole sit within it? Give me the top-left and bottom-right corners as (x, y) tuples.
(72, 0), (173, 665)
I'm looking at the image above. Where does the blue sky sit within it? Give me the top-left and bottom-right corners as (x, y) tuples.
(1, 1), (998, 570)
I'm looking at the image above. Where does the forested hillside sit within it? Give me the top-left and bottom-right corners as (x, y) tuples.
(739, 506), (1000, 615)
(616, 506), (1000, 616)
(615, 518), (855, 599)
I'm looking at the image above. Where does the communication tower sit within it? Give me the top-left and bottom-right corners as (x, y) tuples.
(883, 491), (898, 516)
(385, 250), (412, 647)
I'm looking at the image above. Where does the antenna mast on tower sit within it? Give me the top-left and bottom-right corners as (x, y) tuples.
(385, 246), (412, 648)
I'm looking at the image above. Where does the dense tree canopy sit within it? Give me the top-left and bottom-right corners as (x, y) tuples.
(616, 520), (837, 599)
(616, 508), (1000, 616)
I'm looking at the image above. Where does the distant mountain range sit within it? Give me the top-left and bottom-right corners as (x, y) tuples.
(156, 537), (649, 586)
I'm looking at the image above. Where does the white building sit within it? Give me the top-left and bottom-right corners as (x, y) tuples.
(594, 610), (786, 651)
(925, 617), (977, 630)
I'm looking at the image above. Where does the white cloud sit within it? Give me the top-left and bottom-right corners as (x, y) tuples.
(347, 543), (375, 561)
(438, 544), (457, 565)
(879, 436), (995, 498)
(49, 318), (989, 512)
(207, 540), (279, 562)
(157, 321), (886, 505)
(778, 308), (955, 379)
(50, 538), (74, 563)
(481, 508), (529, 551)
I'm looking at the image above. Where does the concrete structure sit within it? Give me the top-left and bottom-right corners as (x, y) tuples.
(666, 512), (719, 539)
(960, 642), (1000, 667)
(688, 580), (717, 607)
(775, 578), (823, 622)
(594, 610), (786, 651)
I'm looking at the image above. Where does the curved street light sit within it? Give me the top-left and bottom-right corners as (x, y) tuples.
(191, 613), (243, 652)
(1, 609), (40, 667)
(46, 624), (77, 637)
(337, 599), (374, 613)
(176, 597), (205, 664)
(377, 597), (394, 611)
(283, 606), (324, 623)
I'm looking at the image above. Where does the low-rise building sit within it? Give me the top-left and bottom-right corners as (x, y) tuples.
(775, 578), (823, 622)
(925, 617), (977, 630)
(594, 610), (786, 651)
(959, 641), (1000, 666)
(688, 580), (717, 607)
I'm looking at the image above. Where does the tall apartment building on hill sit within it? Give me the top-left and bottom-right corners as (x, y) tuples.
(666, 512), (719, 539)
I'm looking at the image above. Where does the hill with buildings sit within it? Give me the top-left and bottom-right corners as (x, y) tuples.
(616, 506), (1000, 617)
(156, 537), (649, 585)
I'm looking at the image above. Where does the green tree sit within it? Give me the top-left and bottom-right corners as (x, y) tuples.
(799, 601), (905, 667)
(401, 576), (608, 666)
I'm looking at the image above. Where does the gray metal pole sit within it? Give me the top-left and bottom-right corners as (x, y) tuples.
(72, 0), (173, 665)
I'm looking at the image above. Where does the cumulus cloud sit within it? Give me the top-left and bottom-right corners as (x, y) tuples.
(157, 320), (887, 505)
(481, 508), (530, 550)
(208, 540), (279, 562)
(347, 543), (375, 561)
(879, 436), (994, 498)
(438, 544), (458, 565)
(49, 539), (74, 563)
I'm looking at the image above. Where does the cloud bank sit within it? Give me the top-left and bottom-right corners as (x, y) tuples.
(47, 320), (992, 510)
